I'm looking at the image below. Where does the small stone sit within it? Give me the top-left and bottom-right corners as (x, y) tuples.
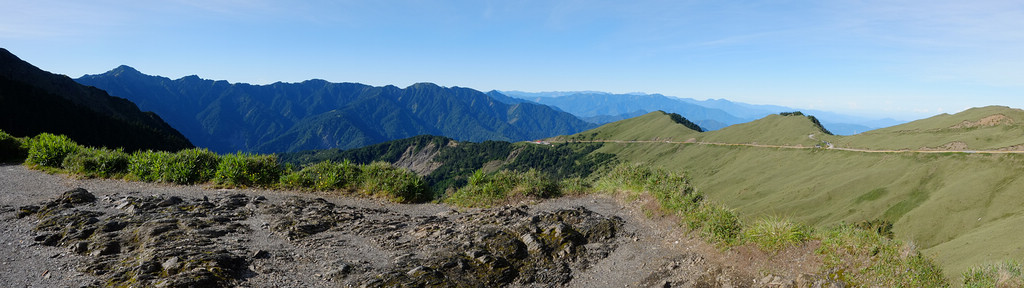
(407, 266), (429, 276)
(466, 250), (488, 259)
(162, 257), (180, 273)
(253, 250), (270, 259)
(16, 205), (39, 218)
(61, 188), (96, 204)
(100, 221), (124, 232)
(521, 233), (544, 252)
(89, 241), (120, 256)
(71, 242), (88, 254)
(34, 233), (60, 246)
(157, 196), (183, 207)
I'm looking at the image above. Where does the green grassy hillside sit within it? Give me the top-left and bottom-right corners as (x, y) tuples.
(695, 113), (832, 147)
(835, 106), (1024, 151)
(551, 111), (701, 142)
(571, 110), (1024, 275)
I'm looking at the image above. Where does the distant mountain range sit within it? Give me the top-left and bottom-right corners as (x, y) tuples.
(76, 67), (596, 153)
(499, 91), (904, 135)
(0, 48), (192, 151)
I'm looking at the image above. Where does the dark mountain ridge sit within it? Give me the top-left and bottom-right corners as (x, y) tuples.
(0, 48), (192, 151)
(77, 67), (596, 153)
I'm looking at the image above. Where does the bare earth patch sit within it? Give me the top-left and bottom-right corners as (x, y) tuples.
(950, 114), (1014, 129)
(920, 141), (969, 151)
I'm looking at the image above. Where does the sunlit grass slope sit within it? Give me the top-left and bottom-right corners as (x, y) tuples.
(550, 110), (700, 142)
(695, 113), (832, 147)
(836, 106), (1024, 150)
(580, 111), (1024, 275)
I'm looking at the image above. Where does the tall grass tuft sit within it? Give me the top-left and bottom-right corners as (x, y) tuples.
(214, 152), (282, 187)
(25, 133), (80, 168)
(62, 147), (130, 178)
(445, 169), (559, 207)
(127, 150), (173, 182)
(357, 161), (429, 203)
(0, 130), (29, 163)
(744, 216), (810, 252)
(595, 163), (744, 243)
(816, 224), (948, 287)
(963, 260), (1024, 288)
(163, 148), (220, 184)
(558, 177), (591, 196)
(687, 202), (742, 245)
(280, 160), (362, 191)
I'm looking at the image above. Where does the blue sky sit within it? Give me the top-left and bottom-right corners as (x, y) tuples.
(2, 0), (1022, 120)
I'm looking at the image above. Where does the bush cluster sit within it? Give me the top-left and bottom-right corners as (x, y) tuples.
(357, 161), (430, 203)
(9, 130), (433, 202)
(26, 133), (80, 168)
(281, 160), (361, 190)
(445, 169), (559, 207)
(279, 160), (428, 203)
(214, 152), (282, 187)
(0, 130), (29, 163)
(743, 216), (810, 252)
(127, 148), (220, 184)
(816, 225), (948, 287)
(63, 147), (130, 178)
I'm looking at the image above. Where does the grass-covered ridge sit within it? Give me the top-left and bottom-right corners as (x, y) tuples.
(562, 108), (1024, 277)
(833, 106), (1024, 151)
(593, 162), (948, 287)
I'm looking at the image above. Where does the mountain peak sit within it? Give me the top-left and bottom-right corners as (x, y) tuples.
(108, 65), (143, 77)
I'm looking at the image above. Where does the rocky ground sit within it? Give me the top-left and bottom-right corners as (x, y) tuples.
(1, 164), (831, 287)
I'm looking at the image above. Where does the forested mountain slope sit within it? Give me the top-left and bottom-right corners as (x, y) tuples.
(0, 48), (191, 151)
(77, 67), (596, 153)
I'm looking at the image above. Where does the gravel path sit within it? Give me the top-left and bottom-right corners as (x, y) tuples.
(0, 164), (822, 287)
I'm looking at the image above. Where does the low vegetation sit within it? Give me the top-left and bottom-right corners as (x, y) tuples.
(444, 169), (558, 207)
(817, 225), (947, 287)
(0, 130), (30, 163)
(10, 131), (429, 203)
(2, 129), (1014, 285)
(593, 162), (949, 286)
(962, 260), (1024, 288)
(743, 216), (811, 252)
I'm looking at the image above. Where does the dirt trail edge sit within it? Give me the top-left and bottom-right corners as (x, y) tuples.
(1, 164), (827, 287)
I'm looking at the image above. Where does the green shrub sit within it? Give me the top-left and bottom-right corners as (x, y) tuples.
(963, 260), (1023, 288)
(594, 162), (692, 199)
(280, 160), (361, 191)
(558, 177), (591, 196)
(163, 148), (220, 184)
(358, 161), (429, 203)
(0, 130), (29, 163)
(445, 169), (558, 207)
(128, 150), (174, 182)
(26, 133), (81, 168)
(687, 203), (742, 245)
(214, 152), (282, 187)
(62, 147), (130, 178)
(744, 216), (810, 252)
(816, 225), (948, 287)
